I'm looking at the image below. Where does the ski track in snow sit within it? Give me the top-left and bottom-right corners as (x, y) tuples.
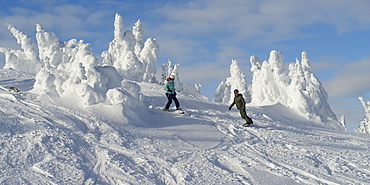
(0, 70), (370, 185)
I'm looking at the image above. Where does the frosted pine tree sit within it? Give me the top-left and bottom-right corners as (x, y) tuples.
(102, 13), (143, 80)
(355, 97), (370, 133)
(288, 51), (338, 124)
(227, 59), (250, 103)
(133, 19), (144, 56)
(0, 23), (41, 71)
(268, 50), (290, 105)
(102, 13), (159, 82)
(32, 62), (58, 96)
(338, 115), (347, 131)
(214, 81), (230, 103)
(139, 38), (159, 83)
(214, 59), (250, 104)
(249, 55), (265, 103)
(249, 51), (287, 105)
(35, 23), (109, 105)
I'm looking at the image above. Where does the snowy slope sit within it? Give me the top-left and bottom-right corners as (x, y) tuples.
(1, 69), (370, 185)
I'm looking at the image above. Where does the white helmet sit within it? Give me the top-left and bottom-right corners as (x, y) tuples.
(169, 75), (175, 80)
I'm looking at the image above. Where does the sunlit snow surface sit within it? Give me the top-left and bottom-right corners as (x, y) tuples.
(0, 69), (369, 185)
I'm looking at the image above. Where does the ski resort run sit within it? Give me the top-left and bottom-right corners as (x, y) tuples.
(0, 13), (369, 185)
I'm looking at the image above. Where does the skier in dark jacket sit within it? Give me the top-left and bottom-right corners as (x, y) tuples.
(229, 89), (253, 127)
(163, 75), (181, 111)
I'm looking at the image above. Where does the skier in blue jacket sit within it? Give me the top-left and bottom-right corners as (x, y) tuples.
(163, 75), (181, 111)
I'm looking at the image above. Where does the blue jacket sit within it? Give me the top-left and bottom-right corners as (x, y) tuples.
(164, 80), (176, 94)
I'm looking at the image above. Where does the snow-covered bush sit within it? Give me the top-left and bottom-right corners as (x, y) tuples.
(355, 97), (370, 133)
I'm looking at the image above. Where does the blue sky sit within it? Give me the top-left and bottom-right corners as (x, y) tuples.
(1, 0), (370, 129)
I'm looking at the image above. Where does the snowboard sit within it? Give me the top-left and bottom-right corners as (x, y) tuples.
(168, 109), (185, 114)
(242, 123), (253, 127)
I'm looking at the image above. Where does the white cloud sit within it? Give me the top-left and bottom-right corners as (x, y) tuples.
(324, 58), (370, 99)
(144, 0), (370, 72)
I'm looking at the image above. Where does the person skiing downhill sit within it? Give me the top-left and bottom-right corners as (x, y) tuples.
(163, 75), (182, 111)
(229, 89), (253, 127)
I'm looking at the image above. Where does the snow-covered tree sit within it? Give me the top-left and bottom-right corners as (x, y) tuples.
(32, 62), (58, 96)
(0, 23), (41, 71)
(214, 59), (250, 104)
(102, 13), (158, 82)
(355, 97), (370, 133)
(214, 81), (230, 103)
(1, 14), (159, 108)
(249, 50), (288, 105)
(133, 19), (144, 56)
(35, 24), (109, 105)
(338, 115), (347, 131)
(139, 38), (159, 83)
(288, 51), (338, 123)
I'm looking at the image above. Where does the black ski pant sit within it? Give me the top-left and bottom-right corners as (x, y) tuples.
(165, 93), (180, 109)
(239, 108), (253, 124)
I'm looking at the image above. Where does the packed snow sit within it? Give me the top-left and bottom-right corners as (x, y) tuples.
(1, 69), (370, 185)
(1, 13), (370, 185)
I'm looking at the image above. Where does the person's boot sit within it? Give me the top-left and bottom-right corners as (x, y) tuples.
(163, 108), (170, 111)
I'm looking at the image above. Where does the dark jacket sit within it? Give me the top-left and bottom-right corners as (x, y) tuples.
(230, 94), (246, 110)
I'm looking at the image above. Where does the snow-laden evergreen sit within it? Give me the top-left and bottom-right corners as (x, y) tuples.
(338, 115), (347, 131)
(248, 50), (341, 128)
(214, 59), (251, 104)
(356, 97), (370, 133)
(0, 13), (207, 108)
(0, 23), (41, 71)
(101, 13), (159, 82)
(249, 50), (288, 105)
(33, 23), (118, 106)
(288, 51), (338, 124)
